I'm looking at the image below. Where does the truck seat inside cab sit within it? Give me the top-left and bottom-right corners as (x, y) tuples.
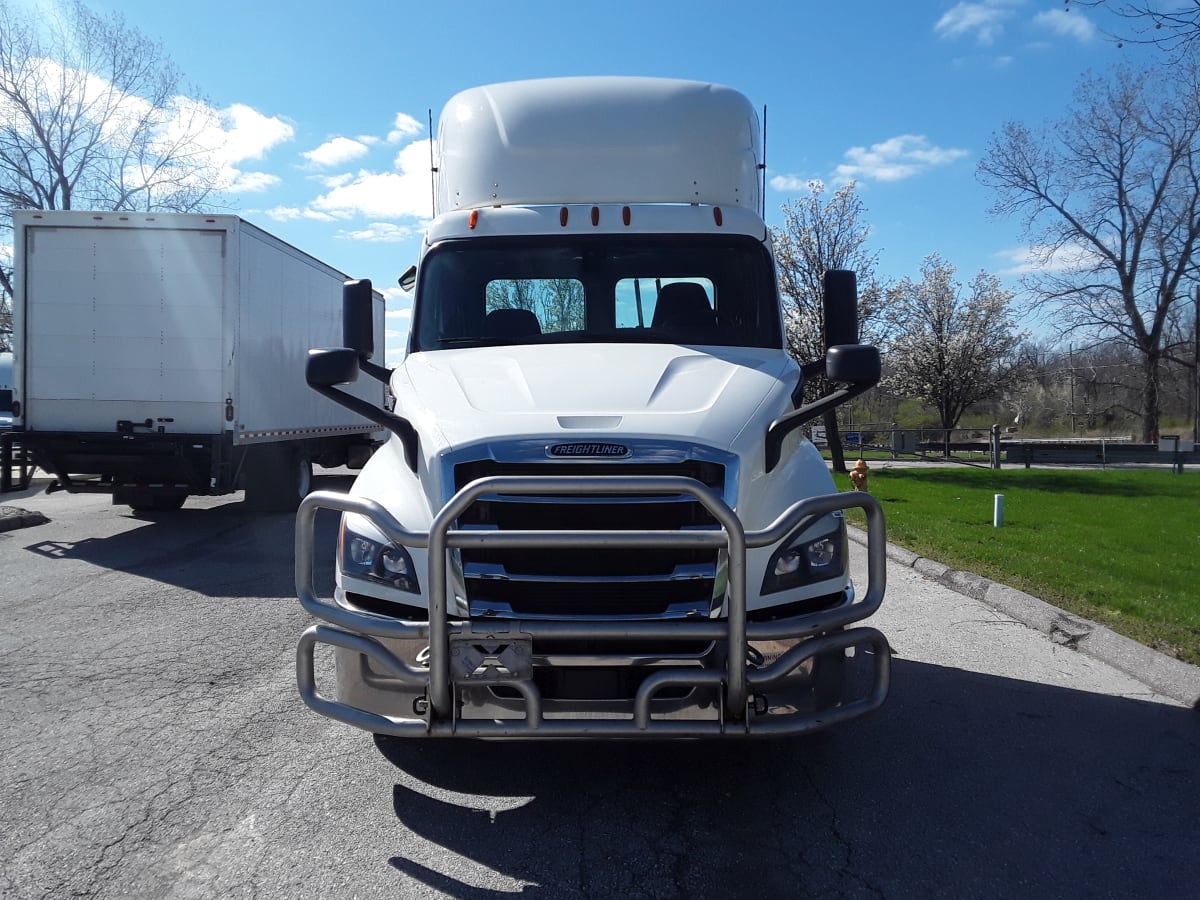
(486, 307), (542, 338)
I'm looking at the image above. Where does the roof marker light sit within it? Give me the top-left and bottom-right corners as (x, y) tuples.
(469, 209), (479, 230)
(560, 207), (569, 227)
(591, 206), (600, 226)
(622, 206), (631, 226)
(713, 207), (724, 227)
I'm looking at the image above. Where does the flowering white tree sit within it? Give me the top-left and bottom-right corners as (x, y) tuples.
(884, 255), (1025, 430)
(772, 180), (884, 472)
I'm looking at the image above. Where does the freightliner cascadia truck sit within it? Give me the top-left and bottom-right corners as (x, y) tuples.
(296, 77), (890, 738)
(9, 211), (384, 511)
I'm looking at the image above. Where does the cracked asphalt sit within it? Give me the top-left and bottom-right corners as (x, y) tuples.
(1, 477), (1197, 899)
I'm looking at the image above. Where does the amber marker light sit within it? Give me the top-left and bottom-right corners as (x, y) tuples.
(468, 209), (479, 229)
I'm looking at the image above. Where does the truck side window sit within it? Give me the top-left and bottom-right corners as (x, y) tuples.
(485, 278), (585, 335)
(615, 278), (716, 331)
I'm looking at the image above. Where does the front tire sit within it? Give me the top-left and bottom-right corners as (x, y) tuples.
(128, 492), (188, 512)
(812, 645), (846, 711)
(245, 445), (312, 512)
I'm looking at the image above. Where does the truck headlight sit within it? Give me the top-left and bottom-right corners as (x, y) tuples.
(339, 516), (420, 594)
(761, 517), (846, 594)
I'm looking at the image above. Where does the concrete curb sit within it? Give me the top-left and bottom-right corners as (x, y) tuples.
(848, 526), (1200, 709)
(0, 506), (49, 533)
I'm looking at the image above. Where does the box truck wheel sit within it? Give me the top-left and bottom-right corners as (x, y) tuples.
(245, 445), (312, 512)
(128, 491), (187, 512)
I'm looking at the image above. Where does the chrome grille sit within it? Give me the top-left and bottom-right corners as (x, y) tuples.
(453, 458), (726, 618)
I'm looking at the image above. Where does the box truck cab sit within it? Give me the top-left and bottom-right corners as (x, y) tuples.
(0, 352), (12, 429)
(296, 77), (890, 738)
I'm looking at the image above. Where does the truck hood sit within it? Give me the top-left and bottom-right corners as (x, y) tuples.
(393, 343), (794, 452)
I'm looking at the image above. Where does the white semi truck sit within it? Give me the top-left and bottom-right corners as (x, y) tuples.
(296, 77), (890, 738)
(9, 211), (384, 511)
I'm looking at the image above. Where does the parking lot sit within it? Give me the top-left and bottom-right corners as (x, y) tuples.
(1, 478), (1197, 898)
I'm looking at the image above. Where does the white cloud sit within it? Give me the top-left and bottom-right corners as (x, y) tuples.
(0, 54), (293, 200)
(310, 139), (435, 220)
(1032, 8), (1097, 42)
(834, 135), (969, 183)
(227, 170), (280, 192)
(262, 205), (337, 223)
(934, 1), (1017, 45)
(388, 112), (424, 144)
(262, 205), (302, 221)
(340, 222), (421, 242)
(180, 99), (294, 194)
(769, 174), (816, 192)
(303, 136), (371, 167)
(995, 243), (1099, 276)
(386, 306), (413, 319)
(320, 172), (357, 189)
(218, 103), (294, 162)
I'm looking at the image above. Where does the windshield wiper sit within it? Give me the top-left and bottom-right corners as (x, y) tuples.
(435, 336), (507, 346)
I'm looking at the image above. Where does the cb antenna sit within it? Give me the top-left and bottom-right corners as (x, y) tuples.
(760, 104), (767, 219)
(428, 108), (437, 218)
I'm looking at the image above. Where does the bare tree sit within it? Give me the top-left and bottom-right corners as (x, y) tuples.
(0, 0), (224, 350)
(978, 65), (1200, 442)
(884, 255), (1025, 434)
(1067, 1), (1200, 57)
(772, 180), (884, 473)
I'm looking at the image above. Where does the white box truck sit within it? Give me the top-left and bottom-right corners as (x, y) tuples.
(295, 77), (890, 738)
(9, 211), (385, 511)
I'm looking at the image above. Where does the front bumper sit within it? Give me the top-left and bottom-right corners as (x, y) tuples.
(295, 475), (890, 738)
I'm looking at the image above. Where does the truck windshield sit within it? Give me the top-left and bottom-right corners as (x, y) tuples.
(411, 235), (782, 351)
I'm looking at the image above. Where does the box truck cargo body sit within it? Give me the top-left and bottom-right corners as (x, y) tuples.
(10, 210), (384, 510)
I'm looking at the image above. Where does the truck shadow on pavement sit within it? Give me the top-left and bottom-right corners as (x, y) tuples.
(375, 658), (1199, 898)
(19, 475), (353, 598)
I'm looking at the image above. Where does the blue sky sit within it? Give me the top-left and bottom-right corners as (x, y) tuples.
(24, 0), (1161, 361)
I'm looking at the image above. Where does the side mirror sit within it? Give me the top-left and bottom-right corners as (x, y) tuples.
(343, 279), (376, 358)
(306, 348), (360, 387)
(398, 265), (417, 292)
(305, 347), (419, 472)
(823, 269), (859, 349)
(343, 278), (392, 385)
(826, 345), (880, 385)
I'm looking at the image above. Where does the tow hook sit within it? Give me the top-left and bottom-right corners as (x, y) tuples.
(751, 693), (768, 715)
(412, 696), (429, 716)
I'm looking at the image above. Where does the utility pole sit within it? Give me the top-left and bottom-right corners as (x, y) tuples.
(1068, 343), (1076, 436)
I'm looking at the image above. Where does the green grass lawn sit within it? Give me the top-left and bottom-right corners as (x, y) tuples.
(835, 466), (1200, 665)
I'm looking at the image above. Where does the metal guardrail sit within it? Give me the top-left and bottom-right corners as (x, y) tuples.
(294, 476), (890, 739)
(827, 424), (1195, 472)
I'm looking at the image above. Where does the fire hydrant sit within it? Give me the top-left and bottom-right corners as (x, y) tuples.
(849, 458), (870, 492)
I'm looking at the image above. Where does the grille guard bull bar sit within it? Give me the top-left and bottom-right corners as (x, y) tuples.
(295, 476), (890, 738)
